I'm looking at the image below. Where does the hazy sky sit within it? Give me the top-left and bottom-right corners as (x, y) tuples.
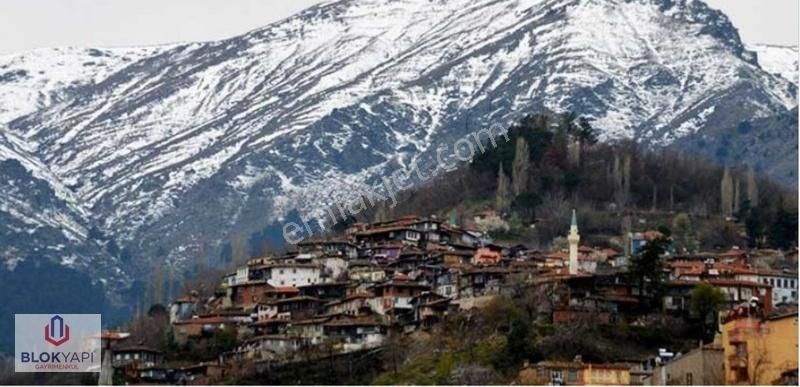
(0, 0), (796, 54)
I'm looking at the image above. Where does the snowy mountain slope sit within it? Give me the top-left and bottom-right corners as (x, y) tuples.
(0, 130), (87, 238)
(750, 44), (799, 86)
(0, 129), (128, 298)
(1, 0), (797, 287)
(0, 47), (165, 125)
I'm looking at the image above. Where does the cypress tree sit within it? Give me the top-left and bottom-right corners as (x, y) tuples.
(511, 137), (530, 196)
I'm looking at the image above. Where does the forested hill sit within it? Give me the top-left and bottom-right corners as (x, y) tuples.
(351, 112), (798, 252)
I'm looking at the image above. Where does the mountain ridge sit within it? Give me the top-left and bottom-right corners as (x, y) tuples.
(749, 43), (799, 87)
(0, 0), (796, 304)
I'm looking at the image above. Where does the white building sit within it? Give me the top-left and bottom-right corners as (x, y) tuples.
(754, 269), (798, 306)
(234, 266), (249, 286)
(264, 264), (322, 287)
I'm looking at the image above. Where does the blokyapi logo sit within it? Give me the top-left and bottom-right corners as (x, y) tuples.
(15, 314), (101, 372)
(44, 315), (70, 346)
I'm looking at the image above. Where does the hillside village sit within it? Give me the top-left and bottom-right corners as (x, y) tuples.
(97, 210), (799, 385)
(87, 113), (800, 385)
(0, 1), (798, 385)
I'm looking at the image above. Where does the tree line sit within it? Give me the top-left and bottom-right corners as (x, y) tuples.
(368, 112), (797, 251)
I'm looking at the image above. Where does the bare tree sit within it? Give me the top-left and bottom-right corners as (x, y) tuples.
(746, 167), (759, 207)
(733, 175), (741, 215)
(182, 266), (226, 299)
(449, 364), (501, 384)
(748, 337), (772, 385)
(127, 312), (170, 349)
(230, 233), (250, 268)
(538, 192), (571, 222)
(149, 262), (165, 306)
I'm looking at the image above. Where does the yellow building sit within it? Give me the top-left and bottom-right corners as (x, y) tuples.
(518, 359), (631, 385)
(720, 309), (798, 384)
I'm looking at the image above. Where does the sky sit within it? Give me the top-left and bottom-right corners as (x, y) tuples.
(0, 0), (796, 54)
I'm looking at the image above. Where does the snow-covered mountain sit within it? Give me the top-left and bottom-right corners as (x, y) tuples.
(0, 128), (128, 305)
(0, 0), (797, 304)
(750, 44), (799, 86)
(0, 47), (165, 124)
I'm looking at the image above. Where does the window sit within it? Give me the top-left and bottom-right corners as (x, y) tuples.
(551, 370), (563, 384)
(279, 269), (284, 274)
(567, 370), (578, 382)
(686, 373), (693, 384)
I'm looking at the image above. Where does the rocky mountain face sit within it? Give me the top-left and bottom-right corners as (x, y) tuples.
(0, 0), (796, 310)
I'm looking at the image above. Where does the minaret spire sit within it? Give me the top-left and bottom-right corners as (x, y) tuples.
(568, 208), (580, 275)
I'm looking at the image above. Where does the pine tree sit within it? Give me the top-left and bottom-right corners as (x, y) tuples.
(629, 236), (668, 308)
(511, 137), (530, 196)
(690, 283), (726, 342)
(495, 163), (512, 212)
(559, 111), (578, 135)
(577, 116), (598, 145)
